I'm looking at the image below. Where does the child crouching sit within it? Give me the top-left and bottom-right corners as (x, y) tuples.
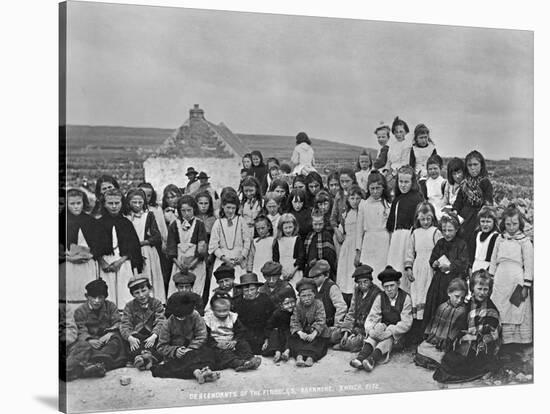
(204, 292), (262, 372)
(262, 289), (297, 363)
(151, 292), (219, 384)
(288, 279), (329, 367)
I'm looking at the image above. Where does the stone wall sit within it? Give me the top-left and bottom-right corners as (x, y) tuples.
(143, 156), (243, 194)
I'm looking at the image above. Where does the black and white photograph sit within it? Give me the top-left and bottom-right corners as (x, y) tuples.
(55, 0), (536, 412)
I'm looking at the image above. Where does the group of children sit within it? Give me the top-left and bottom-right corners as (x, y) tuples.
(60, 121), (533, 385)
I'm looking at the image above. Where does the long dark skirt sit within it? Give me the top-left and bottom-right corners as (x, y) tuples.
(288, 334), (328, 362)
(433, 349), (499, 383)
(262, 328), (290, 356)
(423, 273), (454, 330)
(151, 346), (217, 380)
(212, 339), (254, 370)
(245, 330), (267, 355)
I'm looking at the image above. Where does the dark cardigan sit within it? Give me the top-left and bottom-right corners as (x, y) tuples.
(97, 214), (144, 272)
(166, 218), (207, 261)
(386, 190), (424, 233)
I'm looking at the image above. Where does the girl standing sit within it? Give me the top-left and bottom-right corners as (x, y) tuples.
(91, 175), (120, 218)
(97, 188), (143, 309)
(443, 158), (466, 208)
(388, 116), (412, 177)
(453, 150), (494, 258)
(247, 215), (275, 280)
(355, 150), (373, 193)
(208, 191), (251, 297)
(355, 171), (391, 289)
(471, 206), (500, 272)
(273, 213), (305, 288)
(336, 185), (363, 303)
(305, 172), (325, 208)
(269, 179), (291, 213)
(162, 184), (182, 228)
(489, 205), (533, 346)
(409, 124), (437, 181)
(263, 192), (281, 233)
(326, 171), (341, 199)
(62, 189), (100, 308)
(423, 213), (470, 328)
(138, 182), (168, 253)
(166, 196), (208, 299)
(331, 168), (357, 256)
(250, 150), (268, 186)
(288, 188), (312, 241)
(240, 176), (263, 240)
(242, 153), (253, 175)
(125, 188), (166, 304)
(404, 202), (443, 339)
(292, 175), (309, 207)
(313, 190), (334, 235)
(373, 123), (391, 174)
(195, 190), (218, 303)
(291, 132), (316, 175)
(386, 165), (425, 293)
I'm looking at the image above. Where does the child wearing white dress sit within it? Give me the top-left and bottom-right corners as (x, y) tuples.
(291, 132), (316, 175)
(355, 171), (391, 290)
(125, 189), (166, 304)
(263, 192), (281, 234)
(420, 155), (447, 219)
(138, 182), (168, 252)
(336, 185), (363, 304)
(409, 124), (437, 181)
(471, 206), (500, 273)
(388, 116), (412, 176)
(404, 202), (443, 343)
(442, 158), (466, 208)
(247, 215), (274, 281)
(273, 213), (305, 289)
(239, 176), (264, 240)
(355, 150), (373, 193)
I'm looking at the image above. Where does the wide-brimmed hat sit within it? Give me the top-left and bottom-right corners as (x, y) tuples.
(197, 171), (210, 180)
(377, 265), (402, 285)
(185, 167), (198, 176)
(236, 273), (264, 287)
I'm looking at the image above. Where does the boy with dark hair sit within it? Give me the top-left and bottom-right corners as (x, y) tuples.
(258, 261), (294, 303)
(168, 271), (204, 316)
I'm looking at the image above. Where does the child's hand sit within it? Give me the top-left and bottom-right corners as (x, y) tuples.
(140, 240), (150, 247)
(432, 260), (440, 269)
(405, 269), (415, 282)
(176, 347), (189, 358)
(128, 335), (141, 352)
(99, 332), (113, 344)
(340, 331), (349, 347)
(353, 251), (361, 268)
(144, 334), (157, 349)
(88, 339), (103, 350)
(335, 229), (345, 244)
(522, 286), (530, 300)
(439, 264), (450, 273)
(297, 331), (307, 341)
(261, 339), (269, 351)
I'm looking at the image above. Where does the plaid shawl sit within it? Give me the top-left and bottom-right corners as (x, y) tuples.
(424, 300), (467, 351)
(461, 176), (485, 208)
(304, 230), (336, 276)
(467, 298), (500, 341)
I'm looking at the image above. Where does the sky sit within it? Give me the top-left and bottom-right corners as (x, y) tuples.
(65, 1), (534, 159)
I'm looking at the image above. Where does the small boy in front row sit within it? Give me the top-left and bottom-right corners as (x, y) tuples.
(332, 265), (382, 352)
(204, 292), (262, 372)
(120, 276), (166, 370)
(262, 289), (297, 363)
(151, 292), (219, 384)
(168, 271), (204, 316)
(258, 261), (294, 303)
(66, 279), (127, 381)
(350, 266), (413, 372)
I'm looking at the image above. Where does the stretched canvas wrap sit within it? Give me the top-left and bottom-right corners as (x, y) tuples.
(59, 1), (534, 412)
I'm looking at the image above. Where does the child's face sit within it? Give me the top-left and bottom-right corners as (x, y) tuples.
(100, 181), (115, 195)
(176, 283), (193, 293)
(307, 181), (321, 195)
(179, 203), (195, 222)
(197, 197), (210, 215)
(328, 179), (340, 196)
(291, 197), (304, 212)
(356, 278), (372, 293)
(271, 169), (282, 180)
(104, 195), (122, 216)
(243, 185), (256, 200)
(418, 212), (433, 229)
(299, 289), (315, 306)
(129, 195), (145, 213)
(243, 157), (252, 169)
(398, 173), (413, 194)
(293, 181), (306, 191)
(166, 191), (178, 208)
(86, 294), (106, 310)
(281, 297), (296, 313)
(312, 273), (327, 287)
(441, 222), (458, 241)
(467, 157), (482, 177)
(255, 219), (270, 238)
(359, 155), (371, 170)
(265, 275), (280, 288)
(472, 282), (490, 303)
(368, 182), (384, 200)
(448, 290), (466, 307)
(427, 164), (441, 180)
(383, 281), (399, 300)
(251, 155), (261, 166)
(131, 285), (151, 305)
(416, 133), (429, 147)
(274, 186), (286, 199)
(282, 221), (295, 237)
(141, 187), (153, 203)
(212, 301), (231, 320)
(504, 214), (520, 235)
(317, 200), (330, 215)
(376, 130), (389, 147)
(479, 217), (495, 233)
(339, 174), (353, 191)
(242, 284), (259, 300)
(393, 125), (407, 142)
(222, 203), (237, 219)
(67, 195), (84, 216)
(217, 278), (234, 291)
(241, 171), (248, 180)
(348, 193), (362, 209)
(312, 216), (325, 233)
(265, 200), (279, 216)
(452, 169), (464, 184)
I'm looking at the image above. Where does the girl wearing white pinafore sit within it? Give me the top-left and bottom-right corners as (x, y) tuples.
(336, 206), (361, 296)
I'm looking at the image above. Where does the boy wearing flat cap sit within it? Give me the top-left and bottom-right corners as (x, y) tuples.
(233, 273), (276, 354)
(120, 275), (166, 370)
(204, 263), (242, 312)
(288, 278), (329, 367)
(332, 265), (382, 352)
(262, 289), (297, 362)
(258, 261), (294, 303)
(167, 271), (204, 316)
(152, 291), (219, 383)
(307, 260), (348, 336)
(66, 279), (127, 381)
(350, 266), (413, 372)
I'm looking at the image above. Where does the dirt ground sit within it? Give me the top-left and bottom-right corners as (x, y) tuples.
(62, 347), (532, 413)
